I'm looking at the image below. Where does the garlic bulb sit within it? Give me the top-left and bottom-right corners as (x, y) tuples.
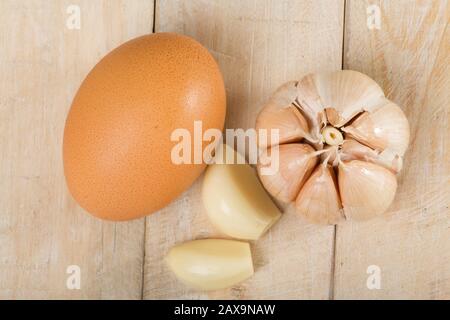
(166, 239), (254, 291)
(255, 70), (410, 223)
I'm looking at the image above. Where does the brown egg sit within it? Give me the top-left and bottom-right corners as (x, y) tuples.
(63, 33), (226, 221)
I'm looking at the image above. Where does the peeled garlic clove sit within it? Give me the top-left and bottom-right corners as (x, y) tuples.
(338, 139), (403, 173)
(342, 100), (410, 156)
(203, 144), (281, 240)
(256, 104), (309, 148)
(257, 143), (318, 202)
(295, 164), (344, 225)
(338, 160), (397, 221)
(166, 239), (254, 291)
(314, 70), (385, 127)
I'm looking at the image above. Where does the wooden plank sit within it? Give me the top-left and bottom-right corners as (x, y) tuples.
(334, 0), (450, 299)
(144, 0), (344, 299)
(0, 0), (153, 299)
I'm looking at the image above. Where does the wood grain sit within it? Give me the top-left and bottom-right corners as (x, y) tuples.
(334, 0), (450, 299)
(143, 0), (345, 299)
(0, 0), (153, 299)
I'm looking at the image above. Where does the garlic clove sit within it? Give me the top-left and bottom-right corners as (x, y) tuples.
(258, 143), (318, 203)
(203, 144), (281, 240)
(338, 160), (397, 221)
(295, 164), (344, 225)
(313, 70), (385, 127)
(319, 145), (339, 165)
(256, 104), (309, 148)
(337, 139), (403, 173)
(166, 239), (254, 291)
(342, 100), (410, 156)
(296, 73), (325, 119)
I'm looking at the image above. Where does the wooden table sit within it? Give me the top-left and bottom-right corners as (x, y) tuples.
(1, 0), (449, 299)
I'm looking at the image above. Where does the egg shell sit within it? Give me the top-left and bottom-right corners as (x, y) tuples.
(63, 33), (226, 221)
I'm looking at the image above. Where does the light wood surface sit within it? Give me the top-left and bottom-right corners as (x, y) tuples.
(0, 0), (153, 299)
(0, 0), (449, 300)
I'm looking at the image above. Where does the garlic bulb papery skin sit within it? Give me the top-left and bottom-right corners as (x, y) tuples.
(202, 144), (281, 240)
(295, 163), (344, 225)
(255, 70), (410, 224)
(257, 143), (318, 202)
(314, 70), (385, 127)
(295, 74), (327, 141)
(256, 81), (311, 148)
(342, 100), (410, 156)
(338, 160), (397, 221)
(256, 80), (330, 148)
(166, 239), (254, 291)
(331, 139), (403, 173)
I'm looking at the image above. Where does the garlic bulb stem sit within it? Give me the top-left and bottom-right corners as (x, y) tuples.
(322, 151), (333, 167)
(322, 126), (343, 146)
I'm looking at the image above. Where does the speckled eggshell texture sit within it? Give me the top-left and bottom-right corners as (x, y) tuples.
(63, 33), (226, 221)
